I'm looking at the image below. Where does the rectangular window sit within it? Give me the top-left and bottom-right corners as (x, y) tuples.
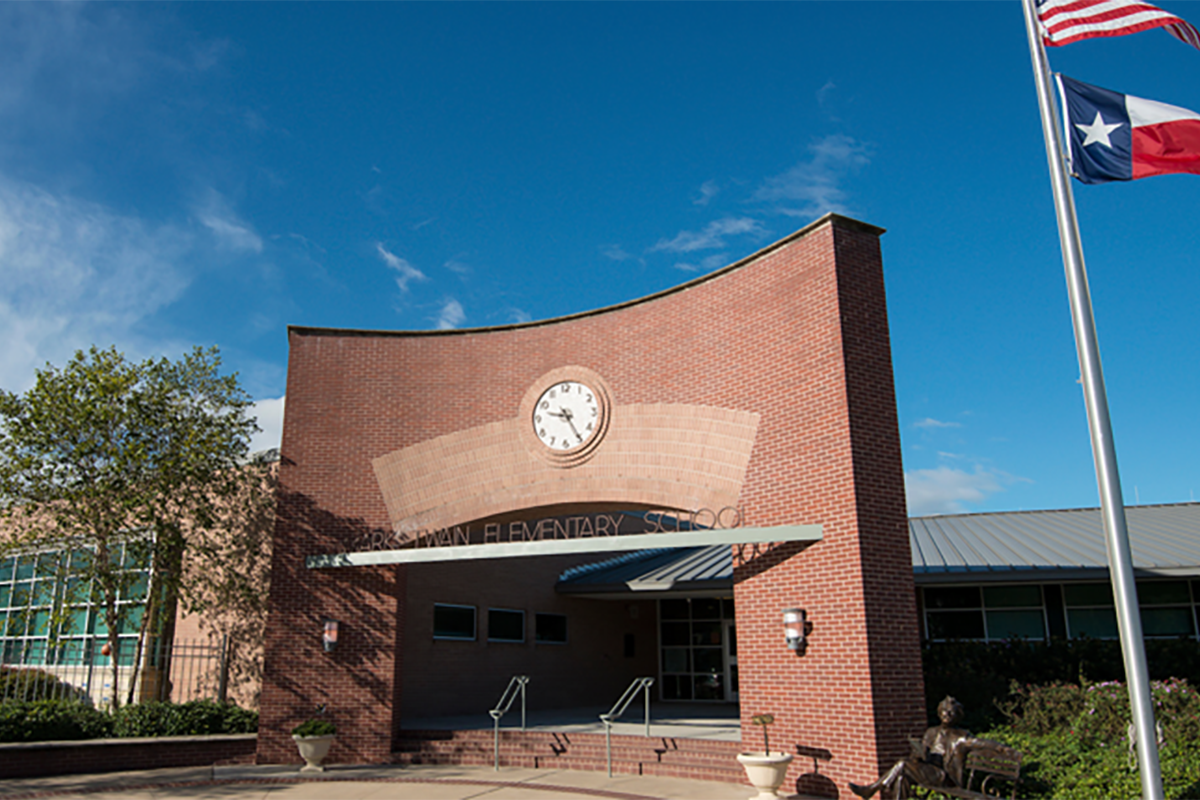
(487, 608), (525, 643)
(923, 585), (1047, 642)
(1137, 580), (1195, 638)
(433, 603), (476, 640)
(534, 613), (567, 644)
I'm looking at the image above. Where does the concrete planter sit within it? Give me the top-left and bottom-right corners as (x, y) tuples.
(292, 734), (335, 772)
(736, 751), (794, 799)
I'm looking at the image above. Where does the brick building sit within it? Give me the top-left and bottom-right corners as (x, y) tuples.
(257, 213), (927, 794)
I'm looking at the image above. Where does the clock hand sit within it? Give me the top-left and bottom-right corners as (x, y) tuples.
(560, 408), (584, 441)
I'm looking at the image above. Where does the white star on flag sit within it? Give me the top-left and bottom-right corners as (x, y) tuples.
(1075, 111), (1123, 148)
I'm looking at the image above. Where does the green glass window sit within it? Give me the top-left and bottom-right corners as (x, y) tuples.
(1064, 583), (1114, 606)
(983, 585), (1042, 607)
(1138, 581), (1190, 605)
(987, 610), (1046, 639)
(1067, 607), (1119, 638)
(1141, 607), (1195, 637)
(14, 556), (35, 581)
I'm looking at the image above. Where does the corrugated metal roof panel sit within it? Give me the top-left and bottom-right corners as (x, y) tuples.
(555, 503), (1200, 594)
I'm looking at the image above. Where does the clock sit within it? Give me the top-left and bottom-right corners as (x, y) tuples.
(533, 381), (600, 451)
(520, 367), (612, 467)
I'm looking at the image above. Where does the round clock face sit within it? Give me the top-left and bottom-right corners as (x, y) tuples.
(533, 381), (600, 451)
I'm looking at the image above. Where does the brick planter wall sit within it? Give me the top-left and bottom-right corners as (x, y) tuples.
(0, 734), (256, 779)
(259, 213), (925, 797)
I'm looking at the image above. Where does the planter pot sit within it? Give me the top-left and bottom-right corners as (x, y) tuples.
(737, 751), (794, 799)
(292, 734), (335, 772)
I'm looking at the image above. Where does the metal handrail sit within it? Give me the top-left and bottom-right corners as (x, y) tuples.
(599, 677), (654, 776)
(488, 675), (529, 771)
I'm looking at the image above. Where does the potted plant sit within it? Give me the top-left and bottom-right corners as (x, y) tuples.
(291, 716), (337, 772)
(737, 714), (794, 799)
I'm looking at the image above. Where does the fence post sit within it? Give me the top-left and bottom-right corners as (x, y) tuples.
(217, 635), (231, 705)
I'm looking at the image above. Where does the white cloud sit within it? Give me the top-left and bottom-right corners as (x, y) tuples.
(905, 465), (1025, 516)
(508, 308), (532, 324)
(650, 217), (764, 254)
(914, 417), (963, 429)
(437, 298), (465, 330)
(249, 395), (285, 453)
(444, 259), (471, 275)
(674, 253), (729, 273)
(0, 175), (192, 391)
(196, 192), (263, 253)
(376, 242), (427, 292)
(693, 180), (719, 206)
(601, 244), (633, 262)
(754, 134), (872, 218)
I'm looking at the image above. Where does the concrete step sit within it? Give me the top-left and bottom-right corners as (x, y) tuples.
(393, 729), (747, 785)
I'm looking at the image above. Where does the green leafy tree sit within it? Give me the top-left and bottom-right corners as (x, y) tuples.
(0, 346), (266, 709)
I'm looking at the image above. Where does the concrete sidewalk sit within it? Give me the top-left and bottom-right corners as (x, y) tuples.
(0, 763), (765, 800)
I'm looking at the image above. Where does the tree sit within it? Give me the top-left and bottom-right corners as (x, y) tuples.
(0, 346), (267, 709)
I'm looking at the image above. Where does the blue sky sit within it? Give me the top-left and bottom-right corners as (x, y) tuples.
(3, 2), (1199, 516)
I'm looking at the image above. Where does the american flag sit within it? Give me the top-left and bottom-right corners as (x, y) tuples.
(1037, 0), (1200, 49)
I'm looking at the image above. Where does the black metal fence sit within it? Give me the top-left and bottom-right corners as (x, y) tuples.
(0, 637), (233, 707)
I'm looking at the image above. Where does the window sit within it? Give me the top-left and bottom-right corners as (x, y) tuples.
(487, 608), (525, 643)
(535, 613), (567, 644)
(0, 543), (149, 667)
(1137, 581), (1196, 638)
(433, 604), (476, 640)
(659, 597), (734, 701)
(923, 585), (1046, 642)
(1064, 583), (1118, 639)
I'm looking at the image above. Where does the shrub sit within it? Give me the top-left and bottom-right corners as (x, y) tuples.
(291, 718), (335, 737)
(0, 700), (112, 742)
(113, 700), (258, 737)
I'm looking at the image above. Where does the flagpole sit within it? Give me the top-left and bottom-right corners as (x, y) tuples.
(1020, 2), (1164, 799)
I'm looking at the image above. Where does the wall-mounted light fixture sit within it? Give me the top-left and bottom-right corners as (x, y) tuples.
(322, 620), (339, 652)
(783, 608), (807, 654)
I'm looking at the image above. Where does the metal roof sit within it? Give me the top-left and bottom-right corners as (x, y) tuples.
(555, 503), (1200, 595)
(910, 502), (1200, 583)
(556, 546), (733, 598)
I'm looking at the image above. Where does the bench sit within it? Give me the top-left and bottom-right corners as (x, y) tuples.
(915, 745), (1023, 800)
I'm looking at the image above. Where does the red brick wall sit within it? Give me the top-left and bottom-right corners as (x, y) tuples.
(400, 555), (658, 720)
(0, 735), (256, 779)
(258, 213), (925, 795)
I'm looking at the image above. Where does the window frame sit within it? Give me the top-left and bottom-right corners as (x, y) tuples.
(486, 607), (526, 644)
(432, 603), (477, 641)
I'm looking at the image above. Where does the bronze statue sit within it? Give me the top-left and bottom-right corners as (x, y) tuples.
(848, 696), (1018, 800)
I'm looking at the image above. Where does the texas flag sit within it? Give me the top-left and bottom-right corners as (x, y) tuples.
(1056, 74), (1200, 183)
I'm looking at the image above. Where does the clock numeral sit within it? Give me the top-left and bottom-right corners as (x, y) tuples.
(585, 393), (593, 402)
(535, 414), (542, 423)
(586, 422), (593, 431)
(549, 390), (556, 399)
(549, 436), (556, 446)
(590, 407), (598, 417)
(541, 400), (549, 410)
(560, 383), (570, 393)
(539, 429), (546, 438)
(561, 440), (570, 449)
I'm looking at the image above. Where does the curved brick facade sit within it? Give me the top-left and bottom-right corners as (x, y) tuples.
(259, 213), (925, 796)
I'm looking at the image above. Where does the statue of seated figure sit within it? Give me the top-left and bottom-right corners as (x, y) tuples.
(848, 696), (1019, 800)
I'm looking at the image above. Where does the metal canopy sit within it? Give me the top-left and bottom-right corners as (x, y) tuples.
(306, 524), (823, 569)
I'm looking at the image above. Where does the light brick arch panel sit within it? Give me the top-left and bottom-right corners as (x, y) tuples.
(371, 403), (760, 535)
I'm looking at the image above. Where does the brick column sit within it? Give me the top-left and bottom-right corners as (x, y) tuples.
(732, 219), (924, 798)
